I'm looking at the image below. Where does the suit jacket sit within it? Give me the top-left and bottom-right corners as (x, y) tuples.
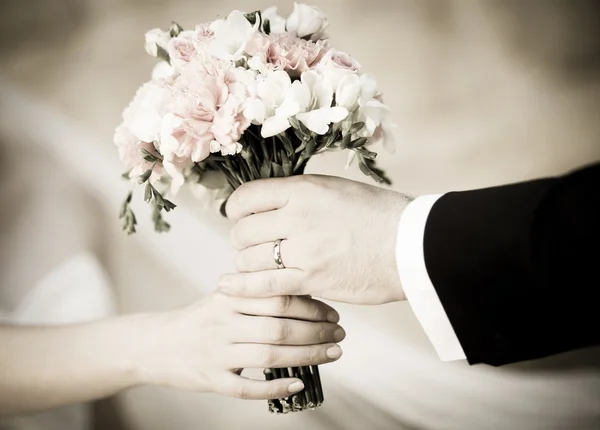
(423, 162), (600, 366)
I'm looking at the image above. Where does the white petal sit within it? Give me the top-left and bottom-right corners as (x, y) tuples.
(345, 151), (357, 169)
(244, 98), (267, 123)
(335, 74), (361, 109)
(221, 142), (242, 156)
(359, 73), (378, 103)
(210, 140), (221, 153)
(296, 106), (348, 135)
(363, 100), (390, 128)
(301, 70), (333, 109)
(276, 82), (307, 118)
(262, 7), (287, 33)
(261, 116), (291, 137)
(163, 158), (185, 196)
(159, 113), (182, 154)
(130, 109), (162, 143)
(259, 71), (291, 106)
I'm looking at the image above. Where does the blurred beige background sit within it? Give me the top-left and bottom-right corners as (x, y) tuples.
(1, 1), (599, 430)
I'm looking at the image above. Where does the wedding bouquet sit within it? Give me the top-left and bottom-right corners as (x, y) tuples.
(114, 2), (394, 414)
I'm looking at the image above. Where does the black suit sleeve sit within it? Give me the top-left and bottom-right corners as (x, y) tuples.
(423, 162), (600, 366)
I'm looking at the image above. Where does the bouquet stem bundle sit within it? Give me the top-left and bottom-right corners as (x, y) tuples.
(265, 366), (323, 413)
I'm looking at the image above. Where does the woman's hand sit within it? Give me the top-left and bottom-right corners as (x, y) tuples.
(135, 292), (345, 400)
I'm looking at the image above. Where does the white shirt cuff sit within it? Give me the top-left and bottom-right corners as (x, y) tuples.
(396, 194), (466, 361)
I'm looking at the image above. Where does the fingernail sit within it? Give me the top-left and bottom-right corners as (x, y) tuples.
(326, 345), (343, 359)
(334, 328), (346, 342)
(288, 381), (304, 393)
(327, 311), (340, 323)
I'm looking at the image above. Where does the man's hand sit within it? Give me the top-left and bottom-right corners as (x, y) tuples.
(219, 175), (412, 305)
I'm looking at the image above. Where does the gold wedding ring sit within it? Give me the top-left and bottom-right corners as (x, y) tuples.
(273, 239), (285, 269)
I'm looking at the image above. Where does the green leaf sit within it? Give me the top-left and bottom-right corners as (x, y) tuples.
(260, 158), (272, 178)
(340, 133), (352, 150)
(244, 10), (261, 26)
(263, 18), (271, 34)
(162, 198), (177, 212)
(348, 137), (369, 149)
(281, 150), (292, 176)
(121, 170), (132, 180)
(119, 191), (138, 235)
(324, 130), (340, 148)
(140, 148), (161, 162)
(272, 162), (284, 177)
(349, 122), (366, 136)
(152, 204), (171, 233)
(294, 154), (309, 173)
(291, 126), (305, 143)
(138, 167), (153, 184)
(357, 158), (391, 185)
(156, 44), (170, 64)
(356, 147), (377, 160)
(305, 139), (316, 156)
(358, 159), (384, 183)
(278, 133), (294, 156)
(259, 138), (270, 161)
(151, 185), (165, 207)
(294, 141), (307, 154)
(119, 200), (128, 219)
(288, 116), (301, 129)
(144, 182), (152, 203)
(169, 22), (184, 37)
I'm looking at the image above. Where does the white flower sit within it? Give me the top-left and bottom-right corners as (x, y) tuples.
(151, 61), (175, 81)
(286, 3), (329, 41)
(246, 70), (348, 137)
(262, 7), (286, 34)
(244, 71), (294, 136)
(294, 71), (348, 134)
(336, 73), (391, 138)
(335, 74), (361, 110)
(126, 82), (169, 143)
(144, 28), (171, 57)
(209, 10), (260, 62)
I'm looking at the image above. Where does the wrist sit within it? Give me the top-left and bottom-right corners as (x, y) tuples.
(115, 312), (160, 387)
(385, 191), (414, 302)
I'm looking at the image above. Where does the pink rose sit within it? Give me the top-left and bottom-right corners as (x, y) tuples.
(160, 58), (253, 162)
(328, 50), (361, 71)
(194, 22), (215, 43)
(260, 33), (328, 77)
(168, 31), (196, 68)
(317, 50), (362, 90)
(192, 22), (215, 54)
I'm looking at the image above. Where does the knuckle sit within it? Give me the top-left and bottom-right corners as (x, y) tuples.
(234, 251), (247, 272)
(275, 295), (292, 314)
(307, 346), (319, 364)
(229, 225), (243, 250)
(266, 385), (279, 400)
(234, 384), (250, 400)
(310, 302), (324, 320)
(265, 275), (281, 295)
(317, 325), (327, 343)
(259, 346), (277, 367)
(269, 320), (289, 344)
